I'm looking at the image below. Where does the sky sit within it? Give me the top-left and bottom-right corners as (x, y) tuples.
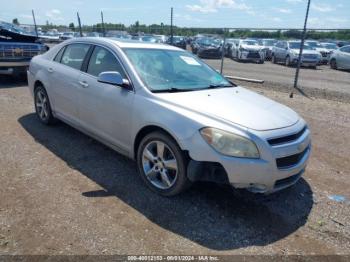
(0, 0), (349, 29)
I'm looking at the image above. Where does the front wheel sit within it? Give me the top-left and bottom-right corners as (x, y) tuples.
(330, 59), (337, 70)
(34, 86), (56, 125)
(136, 132), (191, 196)
(285, 56), (291, 67)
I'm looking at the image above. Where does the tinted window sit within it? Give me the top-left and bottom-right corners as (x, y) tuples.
(54, 46), (66, 62)
(340, 46), (350, 53)
(61, 44), (90, 70)
(87, 46), (126, 78)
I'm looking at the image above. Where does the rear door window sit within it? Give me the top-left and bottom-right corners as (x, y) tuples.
(60, 44), (90, 70)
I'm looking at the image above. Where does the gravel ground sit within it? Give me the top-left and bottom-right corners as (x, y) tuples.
(205, 58), (350, 102)
(0, 76), (349, 256)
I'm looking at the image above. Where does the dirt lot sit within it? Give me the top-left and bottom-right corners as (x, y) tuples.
(0, 76), (350, 256)
(204, 58), (350, 102)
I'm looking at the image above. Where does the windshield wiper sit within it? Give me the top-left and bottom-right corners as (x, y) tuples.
(151, 87), (197, 93)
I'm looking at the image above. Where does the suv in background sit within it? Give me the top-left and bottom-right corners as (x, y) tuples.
(0, 21), (47, 77)
(272, 40), (321, 69)
(231, 39), (265, 63)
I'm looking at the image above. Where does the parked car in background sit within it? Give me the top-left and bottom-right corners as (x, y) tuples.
(231, 39), (265, 63)
(258, 39), (277, 60)
(318, 42), (338, 64)
(0, 21), (48, 76)
(167, 36), (186, 49)
(60, 32), (75, 41)
(27, 37), (311, 195)
(191, 37), (223, 59)
(223, 38), (239, 58)
(305, 40), (330, 64)
(330, 45), (350, 70)
(141, 35), (159, 43)
(336, 41), (350, 48)
(86, 32), (102, 37)
(272, 41), (321, 69)
(154, 35), (168, 43)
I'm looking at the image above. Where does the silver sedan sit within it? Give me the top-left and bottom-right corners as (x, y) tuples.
(27, 38), (311, 196)
(330, 45), (350, 70)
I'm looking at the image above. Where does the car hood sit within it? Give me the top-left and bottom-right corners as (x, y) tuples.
(155, 87), (299, 131)
(241, 44), (262, 51)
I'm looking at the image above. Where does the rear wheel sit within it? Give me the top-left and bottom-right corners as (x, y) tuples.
(272, 54), (276, 64)
(136, 132), (191, 196)
(34, 85), (56, 125)
(330, 59), (337, 70)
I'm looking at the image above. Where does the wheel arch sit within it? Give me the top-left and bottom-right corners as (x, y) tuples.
(133, 125), (185, 160)
(34, 80), (44, 91)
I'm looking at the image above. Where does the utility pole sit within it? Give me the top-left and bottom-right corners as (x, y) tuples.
(291, 0), (311, 98)
(101, 11), (105, 37)
(170, 7), (173, 45)
(77, 12), (83, 37)
(220, 28), (227, 74)
(32, 9), (38, 37)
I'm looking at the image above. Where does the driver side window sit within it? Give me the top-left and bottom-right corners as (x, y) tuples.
(87, 46), (126, 78)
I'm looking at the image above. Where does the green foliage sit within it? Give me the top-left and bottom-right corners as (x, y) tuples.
(34, 20), (350, 40)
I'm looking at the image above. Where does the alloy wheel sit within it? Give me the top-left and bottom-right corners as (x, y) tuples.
(141, 140), (178, 190)
(35, 89), (49, 121)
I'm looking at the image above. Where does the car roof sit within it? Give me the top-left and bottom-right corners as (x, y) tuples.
(64, 37), (181, 51)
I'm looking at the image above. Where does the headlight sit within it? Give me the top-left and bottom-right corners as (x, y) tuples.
(200, 127), (260, 158)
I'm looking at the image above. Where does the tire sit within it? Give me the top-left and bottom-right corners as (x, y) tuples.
(285, 56), (291, 67)
(330, 59), (337, 70)
(136, 131), (191, 196)
(272, 54), (276, 64)
(34, 85), (56, 125)
(258, 59), (264, 64)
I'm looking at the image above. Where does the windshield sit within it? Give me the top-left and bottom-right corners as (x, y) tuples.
(123, 49), (232, 92)
(242, 40), (259, 46)
(198, 38), (222, 46)
(289, 42), (313, 50)
(263, 40), (276, 46)
(321, 43), (337, 49)
(306, 41), (319, 47)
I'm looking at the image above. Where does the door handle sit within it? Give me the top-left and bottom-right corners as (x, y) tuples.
(47, 68), (54, 73)
(79, 81), (89, 88)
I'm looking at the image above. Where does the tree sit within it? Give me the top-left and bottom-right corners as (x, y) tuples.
(69, 22), (75, 31)
(12, 18), (19, 25)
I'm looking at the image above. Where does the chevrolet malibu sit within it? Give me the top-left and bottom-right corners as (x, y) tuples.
(27, 38), (311, 196)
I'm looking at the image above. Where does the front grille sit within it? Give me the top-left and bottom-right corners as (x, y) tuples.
(268, 126), (307, 146)
(276, 146), (309, 169)
(247, 51), (260, 58)
(320, 51), (329, 57)
(302, 54), (317, 59)
(0, 45), (41, 59)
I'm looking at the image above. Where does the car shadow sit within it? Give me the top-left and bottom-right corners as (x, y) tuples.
(18, 113), (314, 251)
(0, 75), (27, 88)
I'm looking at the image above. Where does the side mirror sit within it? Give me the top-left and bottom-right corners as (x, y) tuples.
(98, 71), (130, 89)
